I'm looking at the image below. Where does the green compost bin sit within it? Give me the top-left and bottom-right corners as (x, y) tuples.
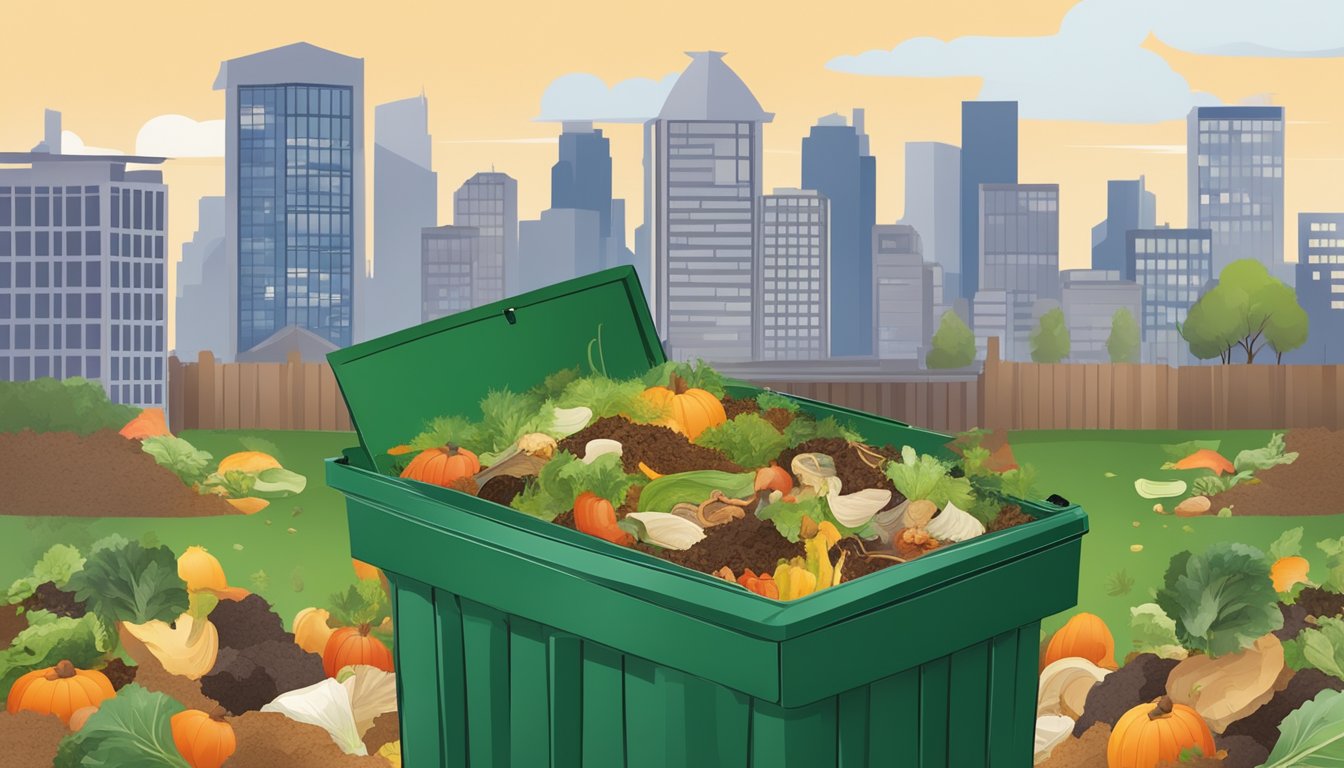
(326, 266), (1088, 768)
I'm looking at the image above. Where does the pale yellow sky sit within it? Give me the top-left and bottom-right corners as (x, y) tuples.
(3, 0), (1342, 343)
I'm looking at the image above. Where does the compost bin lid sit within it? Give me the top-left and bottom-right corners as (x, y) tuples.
(328, 267), (664, 470)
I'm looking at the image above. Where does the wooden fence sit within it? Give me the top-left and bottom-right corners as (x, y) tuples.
(168, 338), (1344, 434)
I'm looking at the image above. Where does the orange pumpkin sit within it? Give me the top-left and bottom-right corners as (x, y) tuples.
(6, 660), (115, 724)
(323, 625), (394, 677)
(1042, 612), (1116, 671)
(119, 407), (171, 439)
(1107, 696), (1216, 768)
(171, 708), (237, 768)
(178, 545), (228, 593)
(640, 373), (726, 440)
(217, 450), (281, 475)
(573, 491), (633, 546)
(400, 444), (481, 487)
(1271, 556), (1312, 592)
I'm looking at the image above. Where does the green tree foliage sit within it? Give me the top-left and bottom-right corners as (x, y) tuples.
(0, 378), (140, 434)
(1106, 307), (1141, 363)
(1180, 259), (1310, 364)
(1030, 308), (1070, 363)
(925, 310), (977, 369)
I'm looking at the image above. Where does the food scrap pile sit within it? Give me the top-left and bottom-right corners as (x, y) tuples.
(386, 359), (1042, 601)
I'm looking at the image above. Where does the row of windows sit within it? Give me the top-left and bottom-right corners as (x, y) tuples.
(0, 356), (113, 384)
(764, 198), (822, 209)
(0, 261), (101, 288)
(110, 234), (165, 260)
(0, 192), (101, 229)
(1131, 238), (1212, 255)
(759, 313), (821, 325)
(1308, 239), (1344, 249)
(0, 323), (98, 349)
(1305, 254), (1344, 264)
(0, 291), (100, 320)
(0, 231), (102, 258)
(1309, 222), (1342, 232)
(1203, 165), (1283, 178)
(1197, 119), (1281, 132)
(1143, 287), (1201, 304)
(109, 188), (165, 233)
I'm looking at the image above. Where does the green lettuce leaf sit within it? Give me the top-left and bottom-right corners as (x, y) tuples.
(511, 451), (641, 521)
(556, 375), (665, 423)
(249, 467), (308, 498)
(1291, 617), (1344, 679)
(1161, 439), (1222, 461)
(885, 446), (974, 510)
(1318, 537), (1344, 593)
(636, 469), (757, 514)
(757, 496), (826, 543)
(67, 541), (189, 627)
(54, 684), (189, 768)
(329, 579), (391, 629)
(782, 415), (862, 447)
(1234, 432), (1298, 473)
(1270, 527), (1305, 560)
(642, 360), (727, 397)
(1128, 603), (1187, 659)
(0, 611), (110, 694)
(140, 435), (213, 487)
(6, 543), (86, 604)
(755, 391), (800, 413)
(1191, 471), (1251, 497)
(1154, 543), (1283, 657)
(1258, 689), (1344, 768)
(694, 413), (788, 469)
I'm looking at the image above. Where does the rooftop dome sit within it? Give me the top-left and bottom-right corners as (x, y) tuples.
(657, 52), (773, 122)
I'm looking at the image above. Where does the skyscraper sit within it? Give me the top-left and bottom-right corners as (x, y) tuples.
(452, 172), (517, 305)
(801, 109), (876, 357)
(960, 101), (1018, 300)
(175, 196), (227, 360)
(421, 225), (482, 321)
(1091, 177), (1157, 273)
(1060, 270), (1142, 363)
(872, 225), (932, 360)
(552, 122), (613, 237)
(366, 93), (436, 341)
(0, 111), (169, 407)
(900, 141), (960, 299)
(215, 42), (363, 357)
(979, 183), (1060, 300)
(1126, 227), (1214, 365)
(644, 51), (771, 362)
(517, 208), (602, 293)
(757, 189), (829, 361)
(1187, 106), (1285, 277)
(1294, 212), (1344, 363)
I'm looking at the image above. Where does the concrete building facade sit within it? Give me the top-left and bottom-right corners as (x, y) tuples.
(453, 172), (517, 305)
(901, 141), (961, 300)
(421, 225), (482, 321)
(1127, 227), (1214, 366)
(1294, 212), (1344, 363)
(872, 224), (931, 361)
(1060, 269), (1142, 362)
(960, 101), (1018, 299)
(756, 188), (828, 361)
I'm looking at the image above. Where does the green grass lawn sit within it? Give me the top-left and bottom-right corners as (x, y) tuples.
(2, 427), (1337, 659)
(1018, 429), (1344, 657)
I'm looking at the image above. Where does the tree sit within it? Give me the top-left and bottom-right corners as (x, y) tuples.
(1180, 259), (1310, 364)
(1181, 288), (1242, 364)
(1267, 290), (1309, 363)
(1106, 307), (1141, 363)
(1030, 308), (1070, 363)
(926, 310), (977, 369)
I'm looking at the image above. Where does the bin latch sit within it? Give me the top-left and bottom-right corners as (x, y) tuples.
(1046, 493), (1071, 508)
(503, 307), (518, 325)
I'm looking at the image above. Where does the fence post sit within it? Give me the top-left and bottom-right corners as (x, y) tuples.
(167, 355), (183, 432)
(197, 350), (216, 430)
(979, 336), (1000, 430)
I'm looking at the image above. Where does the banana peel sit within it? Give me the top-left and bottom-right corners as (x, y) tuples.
(771, 520), (846, 600)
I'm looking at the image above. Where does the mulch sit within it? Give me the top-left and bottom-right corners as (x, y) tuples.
(1213, 428), (1344, 515)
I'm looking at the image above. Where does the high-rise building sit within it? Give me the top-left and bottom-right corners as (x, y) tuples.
(900, 141), (960, 299)
(644, 51), (771, 362)
(979, 183), (1060, 300)
(1187, 106), (1285, 277)
(366, 94), (436, 341)
(1294, 212), (1344, 363)
(215, 42), (363, 357)
(552, 122), (613, 237)
(1060, 269), (1142, 362)
(534, 122), (632, 283)
(421, 225), (482, 321)
(756, 189), (829, 361)
(175, 196), (227, 360)
(453, 172), (517, 304)
(0, 111), (169, 407)
(1127, 227), (1214, 366)
(517, 208), (602, 294)
(1092, 177), (1157, 274)
(802, 109), (876, 357)
(960, 101), (1018, 299)
(872, 224), (931, 360)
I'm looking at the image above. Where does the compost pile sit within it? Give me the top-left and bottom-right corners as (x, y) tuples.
(0, 539), (402, 766)
(386, 359), (1038, 602)
(1206, 428), (1344, 515)
(1034, 533), (1344, 767)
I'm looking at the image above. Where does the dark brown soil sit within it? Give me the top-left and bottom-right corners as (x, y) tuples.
(989, 504), (1036, 532)
(0, 604), (25, 648)
(646, 513), (805, 576)
(1037, 723), (1111, 768)
(1156, 754), (1224, 767)
(721, 396), (760, 420)
(1073, 653), (1180, 737)
(0, 711), (68, 767)
(479, 475), (527, 507)
(1275, 601), (1311, 641)
(1212, 428), (1344, 515)
(760, 408), (796, 432)
(21, 581), (86, 618)
(1221, 668), (1344, 746)
(777, 437), (900, 494)
(100, 657), (137, 690)
(363, 711), (401, 753)
(1296, 586), (1344, 620)
(1212, 735), (1269, 768)
(833, 538), (896, 581)
(559, 416), (743, 475)
(228, 711), (378, 767)
(0, 429), (238, 518)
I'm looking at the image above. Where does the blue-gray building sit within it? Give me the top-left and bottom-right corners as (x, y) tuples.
(533, 121), (633, 282)
(421, 225), (482, 322)
(1294, 212), (1344, 363)
(979, 183), (1060, 300)
(960, 101), (1018, 300)
(801, 109), (875, 357)
(1092, 177), (1156, 273)
(453, 172), (517, 305)
(553, 121), (613, 238)
(365, 93), (436, 342)
(1187, 106), (1285, 278)
(215, 42), (364, 358)
(757, 189), (829, 361)
(174, 196), (227, 361)
(900, 141), (960, 300)
(517, 208), (602, 294)
(1127, 227), (1214, 366)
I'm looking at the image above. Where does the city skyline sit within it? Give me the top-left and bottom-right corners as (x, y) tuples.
(6, 2), (1344, 348)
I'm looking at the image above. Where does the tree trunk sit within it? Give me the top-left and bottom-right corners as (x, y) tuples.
(1277, 350), (1284, 364)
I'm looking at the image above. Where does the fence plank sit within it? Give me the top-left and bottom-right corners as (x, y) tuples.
(239, 363), (258, 430)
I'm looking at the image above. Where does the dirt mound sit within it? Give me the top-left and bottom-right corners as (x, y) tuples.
(1296, 586), (1344, 621)
(0, 604), (24, 648)
(1221, 668), (1344, 746)
(363, 711), (400, 754)
(721, 396), (760, 421)
(0, 429), (238, 518)
(1213, 428), (1344, 515)
(227, 711), (375, 767)
(0, 711), (68, 767)
(1073, 653), (1180, 737)
(1038, 722), (1111, 768)
(559, 417), (743, 475)
(478, 475), (527, 507)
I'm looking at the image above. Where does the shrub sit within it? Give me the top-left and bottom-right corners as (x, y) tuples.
(0, 378), (139, 434)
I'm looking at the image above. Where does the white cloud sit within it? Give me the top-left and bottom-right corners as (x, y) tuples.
(135, 114), (224, 158)
(825, 0), (1344, 123)
(61, 131), (124, 155)
(535, 72), (679, 122)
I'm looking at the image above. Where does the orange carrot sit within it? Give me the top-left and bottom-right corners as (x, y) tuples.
(1172, 449), (1235, 476)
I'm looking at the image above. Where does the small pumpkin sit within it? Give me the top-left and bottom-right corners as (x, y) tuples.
(400, 444), (481, 487)
(1271, 555), (1312, 592)
(119, 407), (171, 439)
(178, 545), (228, 593)
(6, 660), (115, 723)
(640, 373), (726, 440)
(1107, 696), (1216, 768)
(324, 625), (394, 678)
(293, 607), (335, 654)
(171, 707), (237, 768)
(573, 491), (633, 546)
(1042, 612), (1117, 671)
(217, 450), (282, 475)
